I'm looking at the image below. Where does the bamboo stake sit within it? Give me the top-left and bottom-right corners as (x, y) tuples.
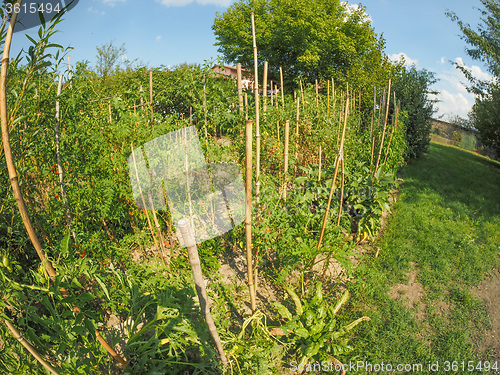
(276, 120), (280, 144)
(373, 79), (391, 177)
(108, 101), (112, 124)
(370, 86), (377, 171)
(244, 92), (248, 120)
(280, 66), (285, 109)
(327, 80), (330, 117)
(1, 4), (127, 368)
(178, 219), (228, 365)
(383, 93), (399, 165)
(299, 79), (305, 106)
(315, 96), (349, 254)
(336, 156), (345, 226)
(4, 319), (60, 375)
(251, 13), (261, 200)
(262, 61), (268, 114)
(147, 192), (169, 265)
(318, 145), (322, 182)
(245, 119), (257, 312)
(237, 63), (243, 114)
(283, 119), (289, 199)
(130, 144), (159, 250)
(149, 69), (154, 127)
(275, 84), (278, 109)
(55, 74), (76, 244)
(67, 55), (72, 89)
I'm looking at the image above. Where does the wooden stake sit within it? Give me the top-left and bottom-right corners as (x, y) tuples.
(263, 61), (268, 114)
(67, 55), (72, 89)
(279, 66), (285, 109)
(108, 101), (112, 124)
(244, 92), (248, 121)
(327, 80), (330, 117)
(149, 69), (154, 127)
(316, 96), (349, 254)
(373, 79), (391, 177)
(283, 119), (289, 199)
(130, 144), (159, 250)
(4, 319), (60, 375)
(383, 93), (399, 165)
(251, 13), (261, 200)
(245, 119), (257, 312)
(318, 145), (322, 182)
(336, 156), (345, 226)
(178, 219), (228, 365)
(55, 74), (76, 244)
(237, 63), (243, 114)
(275, 84), (278, 109)
(1, 4), (127, 368)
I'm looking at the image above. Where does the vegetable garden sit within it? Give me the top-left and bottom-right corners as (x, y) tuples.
(0, 5), (419, 375)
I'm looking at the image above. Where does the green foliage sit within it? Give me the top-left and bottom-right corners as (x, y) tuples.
(470, 83), (500, 156)
(212, 0), (395, 90)
(393, 65), (438, 159)
(447, 0), (500, 157)
(274, 283), (369, 367)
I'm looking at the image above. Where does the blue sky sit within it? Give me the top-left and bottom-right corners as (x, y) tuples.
(9, 0), (491, 120)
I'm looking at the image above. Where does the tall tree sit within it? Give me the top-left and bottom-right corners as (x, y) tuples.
(212, 0), (393, 90)
(95, 40), (126, 78)
(393, 66), (438, 160)
(447, 0), (500, 156)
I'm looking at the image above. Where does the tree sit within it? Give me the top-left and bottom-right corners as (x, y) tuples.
(447, 0), (500, 156)
(95, 40), (127, 77)
(212, 0), (393, 90)
(393, 66), (438, 159)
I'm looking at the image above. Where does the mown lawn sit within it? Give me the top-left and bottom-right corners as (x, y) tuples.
(342, 142), (500, 374)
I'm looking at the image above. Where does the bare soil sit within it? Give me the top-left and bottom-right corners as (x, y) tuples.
(471, 269), (500, 361)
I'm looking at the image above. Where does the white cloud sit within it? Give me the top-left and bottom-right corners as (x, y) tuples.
(99, 0), (126, 6)
(88, 6), (105, 15)
(341, 2), (372, 23)
(389, 52), (418, 67)
(440, 57), (445, 65)
(454, 57), (492, 82)
(155, 35), (162, 42)
(431, 57), (493, 118)
(156, 0), (232, 6)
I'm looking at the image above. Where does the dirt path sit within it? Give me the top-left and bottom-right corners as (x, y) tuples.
(471, 269), (500, 361)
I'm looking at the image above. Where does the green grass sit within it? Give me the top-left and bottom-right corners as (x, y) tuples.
(342, 142), (500, 374)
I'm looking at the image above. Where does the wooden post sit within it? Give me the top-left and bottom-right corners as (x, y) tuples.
(108, 101), (112, 124)
(149, 69), (154, 127)
(237, 63), (243, 114)
(67, 55), (72, 89)
(178, 219), (228, 365)
(262, 61), (268, 114)
(327, 80), (330, 117)
(245, 119), (257, 312)
(55, 74), (76, 244)
(318, 145), (322, 182)
(373, 79), (391, 177)
(280, 66), (285, 109)
(316, 96), (349, 254)
(244, 92), (248, 121)
(270, 79), (273, 106)
(275, 84), (278, 109)
(283, 119), (289, 199)
(251, 13), (261, 200)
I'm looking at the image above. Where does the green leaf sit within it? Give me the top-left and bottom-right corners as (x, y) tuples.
(273, 302), (292, 321)
(59, 233), (70, 258)
(94, 274), (110, 300)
